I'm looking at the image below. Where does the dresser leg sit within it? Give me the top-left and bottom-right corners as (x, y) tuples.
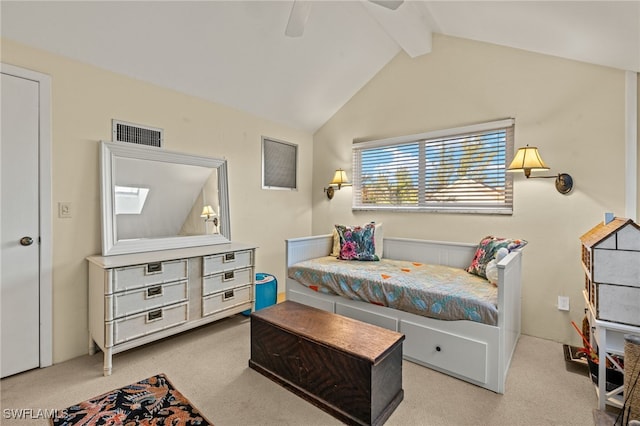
(103, 348), (112, 376)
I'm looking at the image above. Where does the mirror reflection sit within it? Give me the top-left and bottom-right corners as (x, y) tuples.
(114, 157), (219, 240)
(101, 141), (231, 256)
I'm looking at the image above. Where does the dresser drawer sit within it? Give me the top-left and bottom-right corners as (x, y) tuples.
(203, 250), (252, 275)
(107, 302), (189, 346)
(105, 280), (188, 321)
(202, 285), (252, 317)
(110, 259), (188, 293)
(202, 267), (252, 297)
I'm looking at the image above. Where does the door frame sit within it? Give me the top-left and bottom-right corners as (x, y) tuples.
(1, 63), (52, 368)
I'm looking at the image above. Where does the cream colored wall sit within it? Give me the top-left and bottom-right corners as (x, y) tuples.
(1, 39), (313, 363)
(313, 34), (627, 345)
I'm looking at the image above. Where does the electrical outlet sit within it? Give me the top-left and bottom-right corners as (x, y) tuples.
(557, 296), (570, 311)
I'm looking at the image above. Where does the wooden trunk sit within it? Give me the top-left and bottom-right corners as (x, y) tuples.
(249, 301), (404, 426)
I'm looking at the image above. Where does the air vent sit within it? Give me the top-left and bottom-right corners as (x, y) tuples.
(262, 137), (298, 190)
(112, 120), (163, 147)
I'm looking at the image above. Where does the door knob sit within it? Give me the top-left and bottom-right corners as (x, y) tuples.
(20, 236), (34, 246)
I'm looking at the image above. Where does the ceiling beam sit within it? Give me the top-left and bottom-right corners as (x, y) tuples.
(361, 0), (433, 58)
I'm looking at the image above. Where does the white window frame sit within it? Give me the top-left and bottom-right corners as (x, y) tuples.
(352, 118), (515, 214)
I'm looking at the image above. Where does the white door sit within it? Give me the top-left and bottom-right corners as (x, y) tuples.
(1, 72), (41, 377)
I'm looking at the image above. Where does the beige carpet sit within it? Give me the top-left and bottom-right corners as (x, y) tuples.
(1, 313), (605, 425)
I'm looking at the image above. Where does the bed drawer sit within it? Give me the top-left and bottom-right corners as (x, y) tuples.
(107, 302), (188, 346)
(202, 267), (252, 296)
(288, 285), (336, 313)
(202, 284), (252, 316)
(336, 302), (398, 331)
(106, 280), (188, 321)
(203, 250), (253, 275)
(110, 259), (188, 293)
(400, 319), (488, 384)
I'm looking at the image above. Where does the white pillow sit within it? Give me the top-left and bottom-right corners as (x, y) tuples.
(331, 227), (340, 257)
(374, 223), (384, 259)
(330, 222), (383, 259)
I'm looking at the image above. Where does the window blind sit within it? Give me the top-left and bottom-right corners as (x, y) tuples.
(262, 137), (298, 190)
(352, 119), (514, 214)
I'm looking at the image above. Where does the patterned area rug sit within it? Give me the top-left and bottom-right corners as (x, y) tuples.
(52, 373), (212, 425)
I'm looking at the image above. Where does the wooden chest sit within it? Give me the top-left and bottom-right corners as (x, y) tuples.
(249, 301), (405, 426)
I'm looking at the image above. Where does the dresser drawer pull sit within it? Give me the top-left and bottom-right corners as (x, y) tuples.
(224, 252), (235, 262)
(146, 285), (163, 298)
(223, 271), (235, 281)
(223, 289), (235, 301)
(147, 309), (163, 322)
(146, 262), (163, 275)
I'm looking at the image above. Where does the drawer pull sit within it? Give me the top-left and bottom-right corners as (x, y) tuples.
(223, 289), (235, 301)
(146, 285), (163, 298)
(146, 262), (163, 274)
(435, 346), (442, 352)
(224, 252), (235, 262)
(147, 309), (163, 322)
(223, 271), (235, 281)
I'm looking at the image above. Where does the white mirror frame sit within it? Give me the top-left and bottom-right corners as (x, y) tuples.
(100, 141), (231, 256)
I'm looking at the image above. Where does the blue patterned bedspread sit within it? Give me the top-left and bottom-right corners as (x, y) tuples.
(288, 256), (498, 325)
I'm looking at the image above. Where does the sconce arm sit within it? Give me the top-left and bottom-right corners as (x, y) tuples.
(527, 173), (573, 194)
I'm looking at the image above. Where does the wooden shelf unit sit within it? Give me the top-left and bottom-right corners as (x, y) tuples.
(584, 291), (640, 409)
(579, 217), (640, 410)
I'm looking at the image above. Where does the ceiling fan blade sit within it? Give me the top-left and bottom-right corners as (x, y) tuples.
(285, 1), (312, 37)
(369, 0), (404, 10)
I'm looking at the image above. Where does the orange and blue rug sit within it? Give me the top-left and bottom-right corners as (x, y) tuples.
(52, 374), (211, 425)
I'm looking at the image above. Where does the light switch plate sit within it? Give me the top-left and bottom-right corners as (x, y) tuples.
(58, 202), (72, 218)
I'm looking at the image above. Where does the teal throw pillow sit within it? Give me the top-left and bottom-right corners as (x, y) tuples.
(335, 223), (379, 261)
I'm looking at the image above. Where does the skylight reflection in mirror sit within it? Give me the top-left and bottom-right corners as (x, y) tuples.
(114, 185), (149, 215)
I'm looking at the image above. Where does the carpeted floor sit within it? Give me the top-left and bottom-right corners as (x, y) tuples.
(0, 313), (608, 425)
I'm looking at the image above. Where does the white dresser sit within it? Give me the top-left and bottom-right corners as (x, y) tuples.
(87, 243), (257, 375)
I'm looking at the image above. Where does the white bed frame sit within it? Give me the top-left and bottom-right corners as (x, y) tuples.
(285, 235), (523, 394)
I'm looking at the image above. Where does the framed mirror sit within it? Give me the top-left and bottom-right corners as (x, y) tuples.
(100, 141), (231, 256)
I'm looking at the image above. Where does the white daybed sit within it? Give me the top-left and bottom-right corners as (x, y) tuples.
(285, 235), (524, 394)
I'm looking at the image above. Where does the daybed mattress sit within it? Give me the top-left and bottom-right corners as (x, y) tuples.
(288, 256), (498, 326)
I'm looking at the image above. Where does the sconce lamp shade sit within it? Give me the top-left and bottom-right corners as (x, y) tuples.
(507, 145), (550, 178)
(325, 169), (351, 199)
(329, 169), (350, 189)
(200, 205), (216, 218)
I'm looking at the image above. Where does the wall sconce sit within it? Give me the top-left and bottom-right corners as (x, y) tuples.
(507, 145), (574, 194)
(324, 169), (351, 200)
(200, 205), (219, 233)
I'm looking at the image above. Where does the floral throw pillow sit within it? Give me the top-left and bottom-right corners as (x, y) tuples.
(466, 236), (527, 279)
(335, 223), (379, 261)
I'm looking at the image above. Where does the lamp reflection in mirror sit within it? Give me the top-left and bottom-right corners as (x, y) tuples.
(324, 169), (351, 200)
(201, 205), (219, 234)
(507, 145), (573, 194)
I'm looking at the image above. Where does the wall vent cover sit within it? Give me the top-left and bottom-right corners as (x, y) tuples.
(112, 120), (163, 147)
(262, 136), (297, 190)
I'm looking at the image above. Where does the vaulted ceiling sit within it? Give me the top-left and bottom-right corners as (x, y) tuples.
(2, 1), (639, 132)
